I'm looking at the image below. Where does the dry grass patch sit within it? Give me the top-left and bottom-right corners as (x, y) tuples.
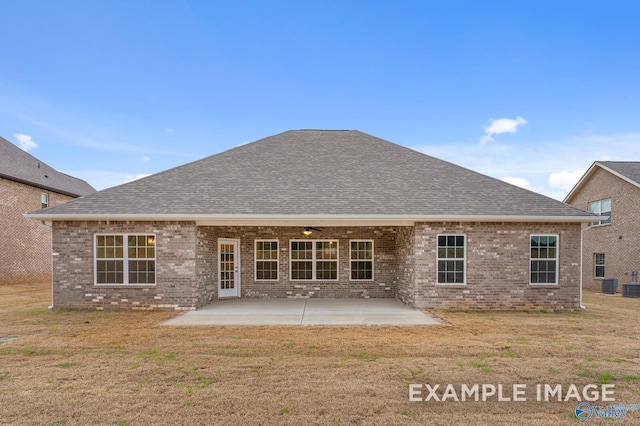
(0, 283), (639, 425)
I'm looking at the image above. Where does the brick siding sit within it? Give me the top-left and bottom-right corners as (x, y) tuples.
(567, 167), (640, 291)
(198, 226), (400, 300)
(52, 221), (199, 310)
(408, 222), (581, 311)
(0, 177), (75, 285)
(51, 221), (581, 311)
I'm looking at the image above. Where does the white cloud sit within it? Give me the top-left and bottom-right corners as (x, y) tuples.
(411, 131), (640, 201)
(63, 171), (153, 191)
(14, 133), (38, 151)
(142, 156), (151, 162)
(479, 116), (527, 145)
(125, 173), (151, 182)
(548, 169), (587, 191)
(502, 177), (531, 189)
(165, 128), (174, 134)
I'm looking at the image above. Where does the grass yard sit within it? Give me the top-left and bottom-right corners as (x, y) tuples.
(0, 283), (639, 425)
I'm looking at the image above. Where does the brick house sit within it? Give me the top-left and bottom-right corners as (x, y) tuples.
(1, 136), (95, 284)
(564, 161), (640, 291)
(27, 130), (598, 311)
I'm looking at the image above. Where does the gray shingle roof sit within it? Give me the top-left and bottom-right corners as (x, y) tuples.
(28, 130), (593, 222)
(598, 161), (640, 185)
(0, 136), (95, 197)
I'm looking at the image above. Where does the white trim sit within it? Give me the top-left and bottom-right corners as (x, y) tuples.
(254, 239), (279, 281)
(349, 240), (374, 281)
(94, 233), (156, 286)
(594, 253), (606, 278)
(289, 239), (339, 281)
(587, 198), (612, 226)
(529, 234), (559, 286)
(25, 212), (600, 224)
(436, 234), (467, 285)
(218, 238), (241, 298)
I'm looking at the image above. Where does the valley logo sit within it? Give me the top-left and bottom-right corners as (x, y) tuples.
(575, 402), (640, 421)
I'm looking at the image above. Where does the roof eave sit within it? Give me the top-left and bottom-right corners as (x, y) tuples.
(0, 172), (85, 198)
(24, 213), (600, 225)
(564, 161), (640, 203)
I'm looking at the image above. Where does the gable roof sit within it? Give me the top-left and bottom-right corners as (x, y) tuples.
(28, 130), (594, 225)
(564, 161), (640, 203)
(0, 136), (95, 197)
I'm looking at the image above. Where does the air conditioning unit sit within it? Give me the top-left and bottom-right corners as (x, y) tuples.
(622, 282), (640, 298)
(601, 278), (618, 295)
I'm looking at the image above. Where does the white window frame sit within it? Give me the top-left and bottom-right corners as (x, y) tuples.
(594, 253), (605, 278)
(588, 198), (611, 226)
(530, 234), (559, 286)
(94, 233), (156, 286)
(436, 234), (466, 285)
(41, 192), (48, 208)
(254, 240), (279, 281)
(349, 240), (374, 281)
(289, 240), (339, 281)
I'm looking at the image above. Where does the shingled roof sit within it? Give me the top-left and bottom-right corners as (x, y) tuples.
(28, 130), (594, 224)
(564, 161), (640, 203)
(1, 136), (95, 197)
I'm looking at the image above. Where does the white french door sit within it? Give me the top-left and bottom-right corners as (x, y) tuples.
(218, 239), (240, 298)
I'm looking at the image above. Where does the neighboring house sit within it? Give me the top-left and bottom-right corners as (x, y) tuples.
(27, 130), (597, 311)
(564, 161), (640, 291)
(0, 136), (95, 285)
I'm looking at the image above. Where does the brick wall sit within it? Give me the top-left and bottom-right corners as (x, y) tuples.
(396, 226), (416, 305)
(197, 226), (401, 300)
(52, 221), (199, 310)
(0, 177), (75, 285)
(50, 221), (581, 311)
(567, 167), (640, 290)
(409, 222), (581, 311)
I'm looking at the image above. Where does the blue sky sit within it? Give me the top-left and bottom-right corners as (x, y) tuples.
(2, 1), (640, 200)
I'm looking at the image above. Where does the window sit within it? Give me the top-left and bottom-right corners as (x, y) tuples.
(95, 234), (156, 285)
(530, 235), (558, 285)
(350, 240), (373, 281)
(437, 235), (465, 284)
(290, 240), (338, 281)
(41, 193), (48, 208)
(255, 240), (278, 280)
(594, 253), (605, 278)
(588, 199), (611, 225)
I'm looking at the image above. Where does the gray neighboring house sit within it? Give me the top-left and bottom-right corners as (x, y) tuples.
(1, 136), (95, 284)
(27, 130), (597, 311)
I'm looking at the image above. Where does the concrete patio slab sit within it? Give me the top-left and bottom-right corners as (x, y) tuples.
(162, 298), (444, 326)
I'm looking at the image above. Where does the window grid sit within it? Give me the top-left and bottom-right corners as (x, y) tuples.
(95, 234), (156, 285)
(350, 240), (374, 281)
(255, 240), (279, 281)
(290, 240), (338, 281)
(437, 235), (465, 284)
(588, 199), (611, 226)
(594, 253), (605, 278)
(530, 235), (558, 285)
(219, 243), (236, 289)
